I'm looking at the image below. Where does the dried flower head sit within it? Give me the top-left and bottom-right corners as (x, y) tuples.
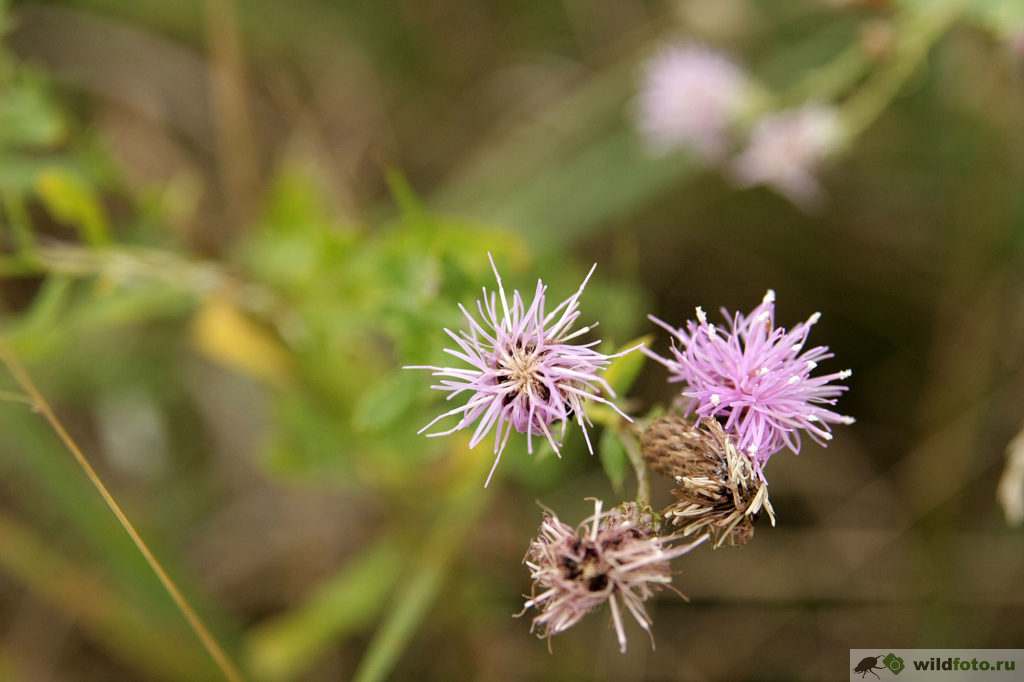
(642, 414), (775, 547)
(732, 104), (841, 208)
(645, 290), (853, 466)
(635, 43), (752, 161)
(521, 499), (707, 653)
(406, 256), (635, 486)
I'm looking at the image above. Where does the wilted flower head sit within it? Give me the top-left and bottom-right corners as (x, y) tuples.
(645, 290), (853, 466)
(732, 104), (841, 208)
(521, 499), (707, 653)
(635, 43), (751, 161)
(642, 415), (774, 547)
(406, 255), (635, 486)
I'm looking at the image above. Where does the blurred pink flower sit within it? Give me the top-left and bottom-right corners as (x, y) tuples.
(1011, 29), (1024, 61)
(635, 43), (751, 160)
(406, 256), (636, 486)
(521, 500), (707, 653)
(732, 105), (841, 208)
(645, 290), (853, 467)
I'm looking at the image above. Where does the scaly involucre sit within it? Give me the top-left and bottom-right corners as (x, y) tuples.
(406, 256), (635, 485)
(646, 290), (853, 467)
(522, 500), (707, 653)
(641, 415), (776, 547)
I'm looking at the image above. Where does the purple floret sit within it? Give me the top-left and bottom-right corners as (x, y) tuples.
(407, 255), (637, 486)
(645, 290), (853, 467)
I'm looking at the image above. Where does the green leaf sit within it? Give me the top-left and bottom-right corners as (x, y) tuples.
(23, 275), (72, 331)
(449, 129), (697, 251)
(0, 82), (65, 149)
(385, 170), (427, 224)
(352, 370), (420, 433)
(599, 427), (628, 495)
(267, 394), (355, 478)
(602, 334), (652, 396)
(34, 169), (110, 246)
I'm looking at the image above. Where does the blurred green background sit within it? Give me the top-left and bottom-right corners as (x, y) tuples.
(0, 0), (1022, 679)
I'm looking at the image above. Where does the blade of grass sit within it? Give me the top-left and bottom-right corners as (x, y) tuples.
(0, 392), (192, 625)
(245, 536), (404, 681)
(351, 454), (489, 682)
(0, 511), (216, 680)
(0, 344), (245, 682)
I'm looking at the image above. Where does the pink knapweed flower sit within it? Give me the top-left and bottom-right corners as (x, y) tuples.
(406, 256), (636, 486)
(635, 43), (752, 161)
(645, 290), (853, 467)
(732, 105), (841, 208)
(521, 499), (707, 653)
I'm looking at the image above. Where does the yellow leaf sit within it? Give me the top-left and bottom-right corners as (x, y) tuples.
(34, 169), (110, 246)
(191, 297), (292, 387)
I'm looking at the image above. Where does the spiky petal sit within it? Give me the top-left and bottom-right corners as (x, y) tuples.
(645, 290), (853, 466)
(406, 256), (637, 486)
(521, 500), (707, 653)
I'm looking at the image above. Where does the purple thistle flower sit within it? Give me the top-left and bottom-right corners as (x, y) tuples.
(406, 256), (636, 486)
(521, 499), (707, 653)
(635, 43), (752, 161)
(731, 105), (841, 209)
(645, 290), (854, 467)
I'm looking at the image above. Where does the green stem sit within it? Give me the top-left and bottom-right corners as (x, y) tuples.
(618, 426), (649, 508)
(840, 0), (967, 144)
(246, 536), (404, 681)
(783, 42), (870, 107)
(351, 460), (489, 682)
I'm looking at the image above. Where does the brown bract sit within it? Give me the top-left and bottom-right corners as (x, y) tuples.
(641, 414), (776, 547)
